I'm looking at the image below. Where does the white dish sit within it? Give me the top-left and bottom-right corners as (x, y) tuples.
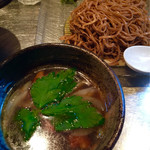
(123, 46), (150, 73)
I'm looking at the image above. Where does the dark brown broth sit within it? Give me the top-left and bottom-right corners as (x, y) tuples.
(2, 66), (106, 150)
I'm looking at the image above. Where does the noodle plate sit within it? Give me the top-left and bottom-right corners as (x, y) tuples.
(60, 0), (150, 65)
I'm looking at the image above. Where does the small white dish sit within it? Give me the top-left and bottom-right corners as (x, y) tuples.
(123, 46), (150, 73)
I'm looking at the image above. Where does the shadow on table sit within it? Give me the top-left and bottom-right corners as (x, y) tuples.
(0, 27), (21, 63)
(113, 66), (150, 87)
(0, 0), (12, 8)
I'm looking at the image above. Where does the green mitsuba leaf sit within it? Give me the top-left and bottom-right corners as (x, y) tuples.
(16, 108), (39, 141)
(15, 68), (105, 141)
(30, 68), (76, 109)
(42, 96), (105, 131)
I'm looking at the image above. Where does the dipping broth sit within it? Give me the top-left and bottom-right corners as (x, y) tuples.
(2, 66), (108, 150)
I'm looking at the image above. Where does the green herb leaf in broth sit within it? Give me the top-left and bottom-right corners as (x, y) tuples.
(30, 68), (76, 109)
(16, 108), (39, 141)
(15, 68), (105, 141)
(42, 96), (105, 131)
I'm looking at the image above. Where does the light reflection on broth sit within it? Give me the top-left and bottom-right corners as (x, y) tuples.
(2, 66), (110, 150)
(28, 126), (68, 150)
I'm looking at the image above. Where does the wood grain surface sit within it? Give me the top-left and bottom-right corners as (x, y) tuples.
(0, 0), (40, 49)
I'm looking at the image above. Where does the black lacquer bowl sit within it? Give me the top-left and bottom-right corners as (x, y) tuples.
(0, 43), (125, 150)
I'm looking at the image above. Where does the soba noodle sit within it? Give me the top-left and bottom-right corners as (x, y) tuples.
(60, 0), (150, 65)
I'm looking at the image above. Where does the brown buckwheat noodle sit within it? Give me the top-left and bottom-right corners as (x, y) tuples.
(60, 0), (150, 65)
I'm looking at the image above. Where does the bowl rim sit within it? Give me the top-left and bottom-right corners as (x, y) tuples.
(0, 43), (125, 150)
